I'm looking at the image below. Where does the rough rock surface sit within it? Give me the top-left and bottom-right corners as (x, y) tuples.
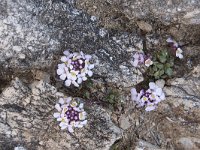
(114, 65), (200, 150)
(0, 0), (200, 150)
(77, 0), (200, 44)
(0, 78), (121, 150)
(0, 0), (143, 87)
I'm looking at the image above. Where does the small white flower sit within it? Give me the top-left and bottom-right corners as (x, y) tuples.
(131, 81), (166, 111)
(57, 51), (95, 87)
(145, 104), (156, 111)
(65, 80), (71, 86)
(144, 58), (153, 67)
(149, 82), (156, 90)
(63, 50), (70, 56)
(61, 56), (68, 62)
(59, 98), (65, 105)
(131, 52), (153, 67)
(167, 38), (183, 59)
(54, 97), (87, 133)
(53, 112), (60, 118)
(55, 104), (62, 111)
(176, 48), (183, 59)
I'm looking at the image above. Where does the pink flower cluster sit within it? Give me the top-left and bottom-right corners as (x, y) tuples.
(131, 52), (153, 67)
(166, 38), (183, 59)
(131, 82), (165, 111)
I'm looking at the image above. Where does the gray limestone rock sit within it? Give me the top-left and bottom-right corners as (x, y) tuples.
(0, 0), (143, 87)
(0, 78), (122, 150)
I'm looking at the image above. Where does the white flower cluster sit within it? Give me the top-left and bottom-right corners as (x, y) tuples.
(131, 82), (165, 111)
(53, 97), (87, 133)
(131, 52), (153, 67)
(57, 50), (94, 87)
(166, 38), (183, 59)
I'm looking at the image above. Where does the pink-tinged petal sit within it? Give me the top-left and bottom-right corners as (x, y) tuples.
(57, 118), (62, 121)
(174, 43), (178, 48)
(133, 53), (139, 59)
(155, 88), (162, 96)
(85, 54), (92, 60)
(60, 124), (68, 130)
(82, 76), (87, 81)
(68, 54), (74, 59)
(55, 104), (62, 111)
(160, 92), (165, 100)
(72, 81), (79, 87)
(149, 82), (156, 90)
(178, 54), (183, 59)
(80, 51), (84, 57)
(145, 59), (153, 67)
(131, 88), (137, 95)
(68, 126), (74, 133)
(66, 97), (72, 103)
(166, 38), (174, 43)
(57, 69), (64, 75)
(177, 48), (183, 53)
(88, 64), (94, 69)
(79, 103), (84, 109)
(59, 98), (65, 104)
(65, 80), (71, 86)
(60, 74), (67, 80)
(61, 56), (68, 62)
(139, 54), (144, 63)
(63, 50), (70, 56)
(53, 113), (60, 118)
(133, 60), (139, 67)
(58, 63), (65, 69)
(80, 120), (87, 125)
(87, 70), (93, 77)
(145, 105), (156, 111)
(77, 77), (82, 84)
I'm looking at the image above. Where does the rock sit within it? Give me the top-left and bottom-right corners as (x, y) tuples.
(135, 140), (164, 150)
(155, 79), (165, 89)
(77, 0), (200, 44)
(164, 65), (200, 110)
(0, 78), (122, 150)
(137, 21), (153, 32)
(0, 0), (142, 87)
(77, 0), (200, 25)
(119, 114), (131, 130)
(175, 137), (200, 150)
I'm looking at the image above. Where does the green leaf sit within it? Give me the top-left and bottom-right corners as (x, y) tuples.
(149, 68), (154, 75)
(158, 55), (167, 63)
(156, 63), (164, 69)
(165, 68), (173, 76)
(165, 63), (171, 68)
(159, 70), (165, 76)
(84, 91), (90, 99)
(154, 71), (160, 77)
(161, 74), (168, 79)
(153, 65), (158, 71)
(161, 50), (168, 57)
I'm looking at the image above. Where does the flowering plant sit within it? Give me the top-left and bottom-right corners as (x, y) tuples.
(57, 50), (94, 87)
(131, 52), (153, 67)
(131, 82), (165, 111)
(148, 49), (174, 79)
(53, 97), (87, 132)
(166, 38), (183, 59)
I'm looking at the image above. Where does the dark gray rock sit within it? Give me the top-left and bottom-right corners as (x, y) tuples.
(0, 78), (122, 150)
